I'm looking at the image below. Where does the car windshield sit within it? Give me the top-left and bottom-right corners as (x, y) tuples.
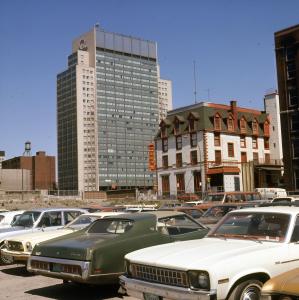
(202, 206), (236, 218)
(208, 212), (290, 242)
(12, 212), (41, 227)
(88, 219), (134, 234)
(204, 194), (224, 202)
(65, 215), (100, 229)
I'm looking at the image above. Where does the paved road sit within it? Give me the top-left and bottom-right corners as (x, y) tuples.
(0, 264), (134, 300)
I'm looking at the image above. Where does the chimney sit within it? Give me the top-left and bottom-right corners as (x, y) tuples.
(230, 100), (238, 128)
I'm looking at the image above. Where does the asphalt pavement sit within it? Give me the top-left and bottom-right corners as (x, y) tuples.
(0, 264), (134, 300)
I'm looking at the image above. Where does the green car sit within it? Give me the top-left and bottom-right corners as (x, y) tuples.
(27, 211), (209, 285)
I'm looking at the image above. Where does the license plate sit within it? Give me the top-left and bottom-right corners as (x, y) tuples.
(143, 292), (161, 300)
(52, 263), (62, 272)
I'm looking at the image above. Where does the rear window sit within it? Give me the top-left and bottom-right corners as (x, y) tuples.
(88, 219), (134, 234)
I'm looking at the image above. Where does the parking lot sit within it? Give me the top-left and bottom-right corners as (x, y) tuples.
(0, 264), (133, 300)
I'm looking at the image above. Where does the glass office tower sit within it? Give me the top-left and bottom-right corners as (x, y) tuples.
(58, 25), (159, 192)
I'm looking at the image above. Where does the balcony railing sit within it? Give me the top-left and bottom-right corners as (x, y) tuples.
(253, 158), (283, 166)
(208, 160), (239, 168)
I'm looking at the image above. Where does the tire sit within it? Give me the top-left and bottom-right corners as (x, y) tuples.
(228, 279), (263, 300)
(0, 253), (14, 265)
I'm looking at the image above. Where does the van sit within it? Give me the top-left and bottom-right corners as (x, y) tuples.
(254, 188), (287, 200)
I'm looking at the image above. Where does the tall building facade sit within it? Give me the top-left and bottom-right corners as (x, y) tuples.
(155, 101), (283, 197)
(58, 25), (160, 192)
(0, 151), (5, 169)
(157, 66), (173, 121)
(275, 24), (299, 191)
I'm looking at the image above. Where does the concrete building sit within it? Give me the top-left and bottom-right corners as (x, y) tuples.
(58, 25), (167, 192)
(2, 151), (56, 190)
(0, 169), (31, 191)
(275, 24), (299, 191)
(157, 66), (173, 121)
(155, 101), (283, 198)
(0, 151), (5, 169)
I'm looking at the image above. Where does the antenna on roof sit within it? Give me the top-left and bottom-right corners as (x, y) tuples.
(193, 60), (197, 104)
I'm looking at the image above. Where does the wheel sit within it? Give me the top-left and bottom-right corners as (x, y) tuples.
(228, 279), (263, 300)
(0, 253), (14, 265)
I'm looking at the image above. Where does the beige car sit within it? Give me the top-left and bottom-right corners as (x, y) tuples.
(261, 268), (299, 299)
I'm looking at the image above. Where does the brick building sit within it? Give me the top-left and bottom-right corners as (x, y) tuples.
(2, 151), (56, 190)
(275, 24), (299, 190)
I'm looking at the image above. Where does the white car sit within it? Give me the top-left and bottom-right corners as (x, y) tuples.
(1, 211), (123, 264)
(0, 208), (87, 253)
(0, 210), (24, 228)
(121, 206), (299, 300)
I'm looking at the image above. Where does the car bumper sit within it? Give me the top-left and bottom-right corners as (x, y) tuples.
(27, 255), (121, 284)
(1, 249), (29, 262)
(119, 275), (217, 300)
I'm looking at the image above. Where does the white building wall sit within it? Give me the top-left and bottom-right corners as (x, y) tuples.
(76, 50), (98, 192)
(157, 131), (204, 196)
(264, 92), (283, 161)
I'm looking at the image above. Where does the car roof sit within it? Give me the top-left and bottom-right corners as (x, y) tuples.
(0, 210), (25, 216)
(98, 210), (186, 221)
(23, 208), (87, 213)
(82, 211), (124, 217)
(230, 206), (299, 215)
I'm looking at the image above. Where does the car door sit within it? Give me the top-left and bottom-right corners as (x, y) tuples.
(280, 215), (299, 274)
(36, 211), (63, 232)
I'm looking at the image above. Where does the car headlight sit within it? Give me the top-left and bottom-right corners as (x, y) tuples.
(26, 242), (33, 252)
(188, 270), (210, 290)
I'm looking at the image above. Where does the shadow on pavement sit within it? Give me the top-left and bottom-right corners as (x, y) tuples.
(25, 282), (123, 300)
(1, 265), (36, 277)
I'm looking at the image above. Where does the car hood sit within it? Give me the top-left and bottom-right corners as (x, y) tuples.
(8, 228), (74, 247)
(33, 233), (118, 261)
(126, 237), (281, 270)
(262, 268), (299, 296)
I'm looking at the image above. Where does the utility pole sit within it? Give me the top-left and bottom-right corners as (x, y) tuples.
(193, 60), (197, 104)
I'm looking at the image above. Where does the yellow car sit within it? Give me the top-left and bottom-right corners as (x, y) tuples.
(261, 268), (299, 299)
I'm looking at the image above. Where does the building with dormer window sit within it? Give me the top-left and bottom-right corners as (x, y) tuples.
(155, 100), (283, 198)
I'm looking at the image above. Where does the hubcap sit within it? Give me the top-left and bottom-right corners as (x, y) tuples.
(241, 283), (261, 300)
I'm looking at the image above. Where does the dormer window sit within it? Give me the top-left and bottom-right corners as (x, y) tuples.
(264, 120), (270, 137)
(189, 118), (195, 132)
(252, 119), (259, 135)
(227, 114), (234, 132)
(161, 126), (167, 138)
(214, 113), (222, 131)
(240, 117), (247, 134)
(174, 118), (180, 135)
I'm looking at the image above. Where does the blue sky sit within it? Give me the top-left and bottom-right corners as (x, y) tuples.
(1, 0), (298, 159)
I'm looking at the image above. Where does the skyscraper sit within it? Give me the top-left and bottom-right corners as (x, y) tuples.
(275, 24), (299, 191)
(57, 25), (160, 192)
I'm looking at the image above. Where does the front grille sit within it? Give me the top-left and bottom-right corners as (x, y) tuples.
(7, 241), (24, 251)
(131, 263), (189, 288)
(31, 260), (50, 271)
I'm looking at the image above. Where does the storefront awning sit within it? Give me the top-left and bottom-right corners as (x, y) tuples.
(207, 166), (240, 175)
